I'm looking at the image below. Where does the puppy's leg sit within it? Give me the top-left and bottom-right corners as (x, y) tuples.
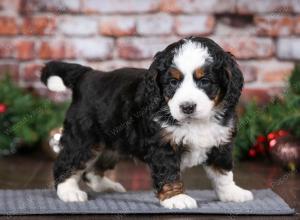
(56, 173), (87, 202)
(83, 150), (125, 193)
(204, 145), (253, 202)
(54, 133), (100, 202)
(146, 143), (197, 209)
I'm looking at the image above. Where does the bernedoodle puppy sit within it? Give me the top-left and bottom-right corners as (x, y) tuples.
(41, 36), (253, 209)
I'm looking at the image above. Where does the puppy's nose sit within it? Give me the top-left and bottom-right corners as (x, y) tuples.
(180, 102), (196, 114)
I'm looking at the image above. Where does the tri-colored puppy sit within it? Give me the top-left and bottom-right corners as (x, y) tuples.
(41, 37), (253, 209)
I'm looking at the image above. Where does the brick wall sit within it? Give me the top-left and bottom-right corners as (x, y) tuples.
(0, 0), (299, 102)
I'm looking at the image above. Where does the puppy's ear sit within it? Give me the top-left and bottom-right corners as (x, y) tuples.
(149, 42), (177, 76)
(149, 51), (164, 77)
(222, 52), (244, 109)
(135, 70), (161, 113)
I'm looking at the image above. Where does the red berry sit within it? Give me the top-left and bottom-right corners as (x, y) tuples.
(248, 149), (257, 158)
(256, 135), (267, 143)
(0, 103), (7, 113)
(267, 132), (277, 140)
(256, 143), (265, 154)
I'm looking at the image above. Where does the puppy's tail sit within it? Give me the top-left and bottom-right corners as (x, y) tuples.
(41, 61), (92, 92)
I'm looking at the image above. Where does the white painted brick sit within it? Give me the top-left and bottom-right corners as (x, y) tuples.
(83, 0), (159, 14)
(59, 17), (98, 36)
(277, 38), (300, 60)
(175, 15), (215, 36)
(117, 37), (179, 60)
(71, 38), (114, 60)
(137, 14), (173, 36)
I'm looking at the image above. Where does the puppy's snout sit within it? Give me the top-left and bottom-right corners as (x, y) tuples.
(180, 102), (196, 115)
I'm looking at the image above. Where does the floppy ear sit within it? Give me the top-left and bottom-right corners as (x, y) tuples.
(134, 69), (161, 115)
(149, 51), (165, 77)
(149, 40), (180, 76)
(222, 52), (244, 109)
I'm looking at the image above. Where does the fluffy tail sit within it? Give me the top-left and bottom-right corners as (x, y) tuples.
(41, 61), (92, 92)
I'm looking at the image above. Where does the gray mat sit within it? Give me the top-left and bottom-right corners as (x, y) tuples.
(0, 189), (295, 216)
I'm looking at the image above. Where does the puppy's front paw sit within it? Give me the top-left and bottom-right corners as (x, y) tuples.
(57, 188), (88, 202)
(217, 185), (253, 202)
(160, 194), (197, 209)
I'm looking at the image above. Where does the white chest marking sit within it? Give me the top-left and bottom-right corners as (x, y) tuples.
(163, 119), (233, 170)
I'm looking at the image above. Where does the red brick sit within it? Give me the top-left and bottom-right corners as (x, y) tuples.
(39, 40), (75, 59)
(82, 0), (159, 14)
(175, 15), (215, 36)
(137, 14), (173, 36)
(240, 60), (294, 84)
(238, 62), (257, 83)
(0, 63), (19, 80)
(241, 88), (272, 104)
(262, 71), (292, 83)
(39, 39), (113, 61)
(20, 63), (43, 82)
(214, 22), (256, 36)
(20, 0), (81, 14)
(71, 38), (114, 61)
(0, 16), (18, 35)
(237, 0), (293, 14)
(21, 16), (56, 35)
(160, 0), (235, 13)
(0, 41), (15, 58)
(100, 16), (136, 37)
(15, 40), (35, 60)
(255, 15), (294, 36)
(258, 60), (294, 83)
(267, 87), (286, 98)
(212, 37), (275, 59)
(117, 37), (178, 60)
(294, 16), (300, 34)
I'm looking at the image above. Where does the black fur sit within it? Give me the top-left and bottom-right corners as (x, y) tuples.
(41, 36), (244, 197)
(41, 61), (92, 89)
(205, 144), (233, 171)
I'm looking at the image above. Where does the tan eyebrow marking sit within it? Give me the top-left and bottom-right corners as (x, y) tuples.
(194, 68), (205, 79)
(169, 68), (183, 80)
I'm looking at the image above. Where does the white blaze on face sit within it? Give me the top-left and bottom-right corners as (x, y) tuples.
(168, 40), (214, 121)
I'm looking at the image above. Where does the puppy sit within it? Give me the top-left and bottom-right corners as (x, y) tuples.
(41, 36), (253, 209)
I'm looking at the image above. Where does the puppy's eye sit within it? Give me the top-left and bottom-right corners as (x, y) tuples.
(169, 79), (179, 87)
(197, 78), (211, 87)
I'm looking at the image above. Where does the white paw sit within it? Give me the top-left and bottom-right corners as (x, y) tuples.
(160, 194), (197, 209)
(57, 176), (88, 202)
(87, 176), (126, 193)
(217, 185), (253, 202)
(109, 182), (126, 193)
(57, 188), (88, 202)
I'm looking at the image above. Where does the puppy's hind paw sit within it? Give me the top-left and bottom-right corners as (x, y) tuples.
(160, 194), (197, 209)
(87, 176), (126, 193)
(110, 182), (126, 193)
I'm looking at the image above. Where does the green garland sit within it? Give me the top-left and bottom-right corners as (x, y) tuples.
(234, 65), (300, 159)
(0, 75), (68, 155)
